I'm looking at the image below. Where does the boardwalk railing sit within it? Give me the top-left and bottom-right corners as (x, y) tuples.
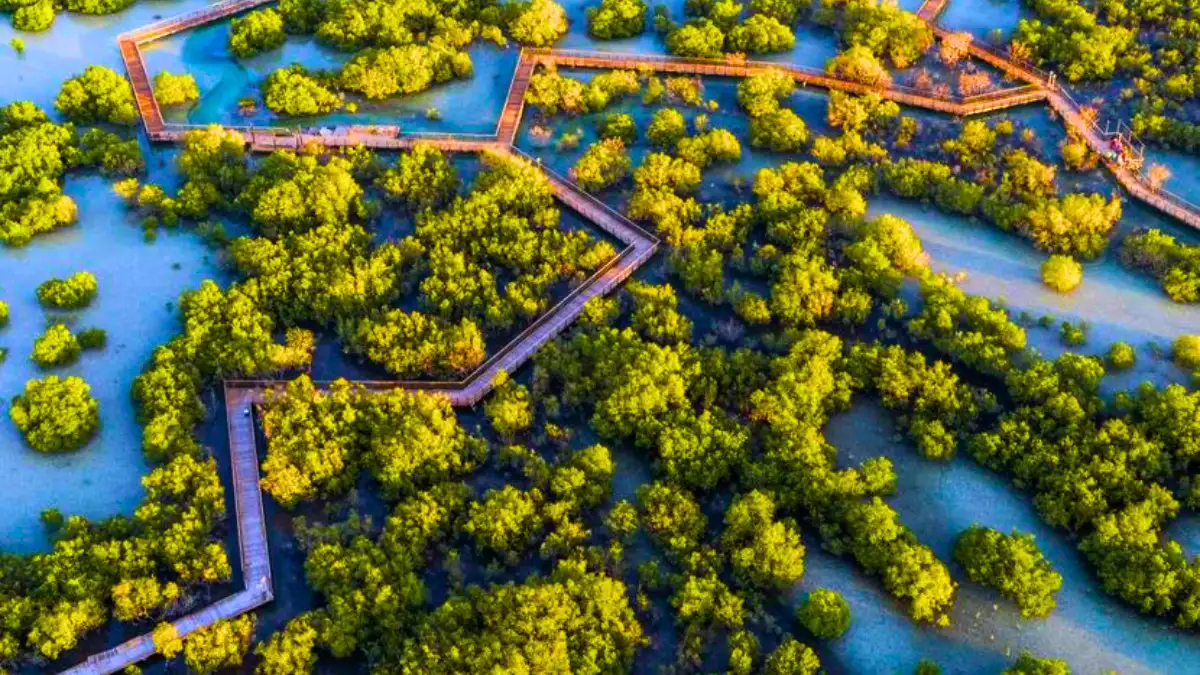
(60, 386), (273, 675)
(916, 0), (950, 20)
(118, 0), (275, 43)
(497, 54), (537, 143)
(226, 147), (659, 407)
(528, 48), (1048, 115)
(920, 1), (1200, 231)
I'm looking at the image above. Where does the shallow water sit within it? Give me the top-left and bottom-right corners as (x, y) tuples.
(142, 24), (518, 134)
(938, 0), (1029, 43)
(868, 196), (1200, 369)
(515, 71), (835, 200)
(818, 400), (1200, 675)
(0, 172), (227, 554)
(0, 0), (216, 110)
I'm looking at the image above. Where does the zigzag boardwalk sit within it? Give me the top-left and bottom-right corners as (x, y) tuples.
(229, 147), (659, 408)
(1044, 91), (1200, 228)
(526, 48), (1047, 116)
(118, 39), (162, 136)
(121, 0), (274, 42)
(55, 131), (657, 674)
(916, 9), (1200, 230)
(118, 0), (275, 137)
(77, 2), (1200, 670)
(58, 388), (273, 675)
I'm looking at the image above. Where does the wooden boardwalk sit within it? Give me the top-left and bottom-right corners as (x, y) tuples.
(229, 145), (659, 406)
(498, 55), (537, 144)
(117, 0), (275, 137)
(115, 0), (1200, 231)
(914, 11), (1200, 230)
(916, 0), (951, 21)
(526, 48), (1048, 116)
(59, 386), (273, 675)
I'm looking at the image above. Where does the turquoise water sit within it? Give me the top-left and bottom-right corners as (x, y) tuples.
(0, 1), (230, 554)
(558, 0), (842, 67)
(514, 72), (835, 203)
(818, 401), (1195, 675)
(142, 24), (518, 134)
(939, 0), (1029, 42)
(0, 0), (216, 111)
(868, 196), (1199, 385)
(1145, 146), (1200, 201)
(556, 0), (683, 52)
(0, 172), (227, 554)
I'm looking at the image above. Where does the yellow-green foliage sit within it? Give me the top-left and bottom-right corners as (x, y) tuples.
(1174, 334), (1200, 372)
(153, 71), (200, 107)
(36, 271), (98, 308)
(32, 323), (81, 368)
(9, 375), (100, 453)
(1040, 255), (1083, 293)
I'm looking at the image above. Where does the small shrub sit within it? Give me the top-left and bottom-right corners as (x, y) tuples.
(796, 588), (851, 639)
(1040, 255), (1082, 293)
(13, 0), (54, 31)
(9, 375), (100, 453)
(32, 323), (81, 368)
(1106, 342), (1136, 370)
(916, 659), (942, 675)
(571, 138), (632, 191)
(55, 65), (137, 125)
(953, 525), (1062, 618)
(78, 328), (107, 350)
(229, 7), (286, 57)
(647, 108), (686, 148)
(596, 112), (636, 143)
(37, 271), (98, 309)
(555, 127), (583, 151)
(1173, 334), (1200, 371)
(1059, 321), (1087, 346)
(153, 71), (200, 107)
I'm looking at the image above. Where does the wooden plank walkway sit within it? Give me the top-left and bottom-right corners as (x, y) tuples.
(915, 12), (1200, 230)
(228, 145), (659, 407)
(59, 387), (273, 675)
(120, 0), (274, 43)
(114, 0), (1200, 231)
(498, 55), (537, 144)
(916, 0), (951, 21)
(117, 0), (275, 137)
(525, 48), (1047, 116)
